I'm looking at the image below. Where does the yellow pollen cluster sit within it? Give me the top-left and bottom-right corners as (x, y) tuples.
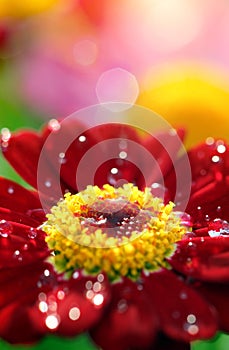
(43, 184), (186, 281)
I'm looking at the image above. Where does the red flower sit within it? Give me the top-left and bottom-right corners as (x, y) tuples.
(0, 121), (229, 350)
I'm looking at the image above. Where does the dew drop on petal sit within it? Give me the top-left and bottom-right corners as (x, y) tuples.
(48, 119), (60, 131)
(186, 324), (199, 335)
(85, 280), (93, 290)
(97, 273), (104, 283)
(0, 220), (13, 237)
(208, 218), (229, 237)
(44, 269), (50, 277)
(39, 301), (48, 313)
(180, 291), (188, 300)
(73, 271), (79, 279)
(69, 307), (81, 321)
(111, 167), (119, 175)
(57, 290), (65, 300)
(150, 183), (168, 199)
(212, 155), (220, 163)
(13, 250), (22, 262)
(38, 292), (47, 301)
(28, 227), (37, 239)
(173, 211), (192, 229)
(217, 144), (226, 154)
(93, 282), (102, 293)
(205, 137), (214, 146)
(45, 180), (52, 188)
(93, 293), (104, 306)
(1, 127), (11, 142)
(117, 299), (128, 313)
(119, 151), (128, 159)
(7, 186), (14, 194)
(58, 152), (67, 164)
(45, 315), (60, 330)
(187, 314), (197, 324)
(78, 135), (86, 142)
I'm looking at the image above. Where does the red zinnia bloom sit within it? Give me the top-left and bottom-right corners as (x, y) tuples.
(0, 120), (229, 350)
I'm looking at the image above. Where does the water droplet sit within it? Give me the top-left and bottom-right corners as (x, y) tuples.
(44, 269), (50, 277)
(217, 144), (226, 154)
(93, 293), (104, 306)
(58, 152), (67, 164)
(119, 151), (128, 159)
(69, 307), (81, 321)
(45, 180), (52, 188)
(137, 284), (144, 291)
(173, 211), (192, 228)
(97, 273), (104, 283)
(85, 280), (93, 290)
(208, 218), (229, 237)
(180, 291), (188, 300)
(57, 290), (65, 300)
(28, 227), (37, 239)
(205, 137), (214, 146)
(0, 220), (13, 237)
(117, 299), (128, 313)
(212, 155), (220, 163)
(216, 206), (222, 213)
(39, 301), (48, 313)
(13, 250), (22, 261)
(48, 119), (60, 131)
(86, 290), (94, 300)
(185, 324), (199, 335)
(119, 140), (127, 149)
(38, 292), (47, 301)
(73, 271), (79, 279)
(111, 167), (119, 175)
(79, 135), (86, 142)
(93, 282), (102, 293)
(150, 183), (168, 199)
(187, 314), (196, 324)
(7, 186), (14, 194)
(1, 127), (11, 142)
(45, 315), (60, 329)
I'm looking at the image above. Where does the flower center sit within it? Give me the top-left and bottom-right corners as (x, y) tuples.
(80, 199), (152, 237)
(43, 184), (186, 281)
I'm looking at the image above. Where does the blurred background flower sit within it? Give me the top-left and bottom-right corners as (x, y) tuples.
(0, 0), (229, 349)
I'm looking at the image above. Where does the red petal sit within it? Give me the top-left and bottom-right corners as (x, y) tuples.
(141, 128), (185, 186)
(0, 207), (41, 226)
(40, 119), (98, 193)
(41, 122), (144, 192)
(166, 139), (229, 225)
(0, 221), (48, 268)
(1, 131), (67, 199)
(170, 236), (229, 282)
(91, 278), (158, 350)
(1, 131), (44, 189)
(30, 272), (110, 337)
(0, 262), (56, 344)
(0, 178), (41, 213)
(143, 269), (217, 342)
(197, 283), (229, 333)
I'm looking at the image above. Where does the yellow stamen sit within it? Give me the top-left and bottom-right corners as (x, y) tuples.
(43, 183), (186, 281)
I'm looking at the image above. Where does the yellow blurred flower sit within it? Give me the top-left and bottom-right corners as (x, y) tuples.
(138, 64), (229, 147)
(0, 0), (59, 18)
